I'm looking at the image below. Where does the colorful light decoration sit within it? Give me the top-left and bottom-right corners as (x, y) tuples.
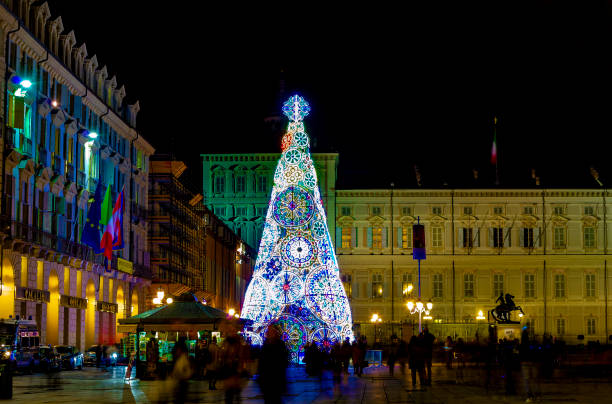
(242, 95), (353, 362)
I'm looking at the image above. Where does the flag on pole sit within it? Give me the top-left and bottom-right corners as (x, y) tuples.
(490, 117), (498, 165)
(81, 181), (105, 254)
(100, 188), (124, 262)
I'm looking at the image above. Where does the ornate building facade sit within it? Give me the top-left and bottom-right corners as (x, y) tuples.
(203, 154), (611, 343)
(0, 1), (154, 351)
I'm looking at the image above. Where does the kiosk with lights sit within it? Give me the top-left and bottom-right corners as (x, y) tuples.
(240, 95), (353, 362)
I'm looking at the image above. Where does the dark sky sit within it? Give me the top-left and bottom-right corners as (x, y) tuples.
(45, 1), (612, 190)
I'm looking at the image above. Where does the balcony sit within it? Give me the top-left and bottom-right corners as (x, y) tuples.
(10, 221), (92, 262)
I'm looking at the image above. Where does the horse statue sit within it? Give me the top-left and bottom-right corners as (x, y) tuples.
(490, 293), (525, 324)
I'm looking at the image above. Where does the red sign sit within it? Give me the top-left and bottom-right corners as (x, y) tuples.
(413, 224), (426, 260)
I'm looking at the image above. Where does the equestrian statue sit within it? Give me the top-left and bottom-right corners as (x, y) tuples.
(490, 292), (525, 324)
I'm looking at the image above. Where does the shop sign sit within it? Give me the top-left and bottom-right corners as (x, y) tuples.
(96, 301), (118, 313)
(117, 258), (133, 275)
(16, 286), (50, 303)
(60, 295), (88, 310)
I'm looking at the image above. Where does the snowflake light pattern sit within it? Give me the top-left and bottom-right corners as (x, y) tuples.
(241, 95), (353, 361)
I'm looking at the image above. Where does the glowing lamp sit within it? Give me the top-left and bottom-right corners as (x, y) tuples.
(416, 300), (424, 311)
(426, 301), (433, 311)
(407, 301), (414, 311)
(152, 297), (161, 305)
(20, 79), (32, 88)
(519, 313), (524, 318)
(228, 308), (236, 317)
(371, 313), (379, 322)
(88, 132), (98, 139)
(166, 297), (173, 304)
(476, 310), (486, 320)
(51, 100), (58, 107)
(423, 315), (433, 320)
(156, 289), (164, 300)
(234, 314), (239, 319)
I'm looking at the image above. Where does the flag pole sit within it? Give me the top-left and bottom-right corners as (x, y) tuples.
(493, 117), (499, 186)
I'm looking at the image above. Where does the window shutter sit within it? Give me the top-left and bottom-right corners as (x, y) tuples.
(13, 97), (25, 130)
(488, 228), (494, 247)
(383, 280), (390, 298)
(335, 227), (341, 249)
(475, 228), (480, 247)
(519, 228), (525, 248)
(367, 227), (373, 248)
(504, 227), (511, 247)
(397, 227), (402, 248)
(458, 227), (464, 247)
(351, 227), (357, 248)
(382, 227), (388, 248)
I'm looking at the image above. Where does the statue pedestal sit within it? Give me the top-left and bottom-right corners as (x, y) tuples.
(496, 324), (522, 341)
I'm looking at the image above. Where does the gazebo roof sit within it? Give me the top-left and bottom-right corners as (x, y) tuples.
(118, 293), (239, 332)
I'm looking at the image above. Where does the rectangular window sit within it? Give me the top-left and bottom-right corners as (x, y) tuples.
(214, 206), (225, 217)
(235, 175), (246, 193)
(584, 227), (596, 248)
(432, 227), (442, 247)
(401, 207), (412, 216)
(433, 273), (443, 298)
(464, 273), (474, 298)
(432, 206), (442, 215)
(586, 273), (596, 297)
(493, 206), (503, 215)
(553, 227), (566, 249)
(371, 206), (382, 216)
(463, 206), (473, 215)
(584, 206), (594, 216)
(587, 318), (596, 335)
(524, 273), (535, 298)
(402, 274), (413, 297)
(493, 227), (504, 248)
(401, 226), (412, 249)
(493, 274), (504, 297)
(214, 176), (225, 193)
(340, 206), (352, 217)
(342, 274), (352, 299)
(372, 274), (383, 298)
(463, 228), (473, 248)
(341, 227), (352, 249)
(554, 273), (566, 298)
(556, 318), (565, 336)
(256, 175), (268, 193)
(372, 227), (383, 249)
(524, 206), (534, 215)
(553, 206), (564, 216)
(256, 207), (267, 217)
(523, 228), (534, 248)
(235, 207), (248, 217)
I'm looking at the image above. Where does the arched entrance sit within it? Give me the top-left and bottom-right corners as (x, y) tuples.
(0, 253), (15, 319)
(85, 279), (96, 349)
(116, 285), (124, 339)
(131, 289), (139, 316)
(46, 270), (59, 345)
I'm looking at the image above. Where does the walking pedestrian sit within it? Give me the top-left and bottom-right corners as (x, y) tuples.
(422, 327), (435, 385)
(444, 336), (454, 369)
(341, 338), (352, 375)
(397, 338), (408, 376)
(257, 326), (289, 404)
(221, 333), (244, 404)
(387, 335), (399, 376)
(408, 336), (426, 387)
(351, 340), (362, 377)
(206, 337), (220, 390)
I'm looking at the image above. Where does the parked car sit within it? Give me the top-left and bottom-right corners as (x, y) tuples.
(84, 345), (118, 367)
(54, 345), (83, 370)
(38, 345), (60, 372)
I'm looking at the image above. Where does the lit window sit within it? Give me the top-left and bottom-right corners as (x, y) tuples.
(556, 318), (565, 336)
(372, 227), (382, 249)
(341, 227), (352, 249)
(586, 273), (596, 297)
(402, 226), (412, 249)
(433, 273), (443, 298)
(584, 227), (596, 248)
(432, 227), (443, 248)
(463, 207), (473, 215)
(372, 274), (383, 298)
(464, 273), (474, 298)
(587, 318), (596, 335)
(524, 274), (535, 298)
(584, 206), (594, 216)
(342, 274), (352, 299)
(493, 274), (504, 297)
(402, 274), (413, 298)
(553, 227), (566, 249)
(554, 273), (565, 298)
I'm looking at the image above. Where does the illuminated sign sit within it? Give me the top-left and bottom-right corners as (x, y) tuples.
(96, 301), (118, 313)
(60, 295), (88, 310)
(16, 287), (50, 303)
(117, 258), (133, 275)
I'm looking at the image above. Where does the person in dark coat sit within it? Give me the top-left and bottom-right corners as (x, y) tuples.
(422, 328), (435, 385)
(258, 326), (289, 404)
(409, 335), (426, 387)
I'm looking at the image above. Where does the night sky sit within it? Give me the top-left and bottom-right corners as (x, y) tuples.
(45, 1), (612, 190)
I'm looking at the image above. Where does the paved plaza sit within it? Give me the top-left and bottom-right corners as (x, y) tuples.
(8, 363), (612, 403)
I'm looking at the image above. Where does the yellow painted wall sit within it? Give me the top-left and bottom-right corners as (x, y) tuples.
(0, 253), (15, 319)
(76, 271), (82, 298)
(64, 267), (70, 295)
(21, 256), (27, 287)
(36, 261), (43, 290)
(131, 289), (139, 316)
(85, 279), (96, 348)
(46, 271), (59, 345)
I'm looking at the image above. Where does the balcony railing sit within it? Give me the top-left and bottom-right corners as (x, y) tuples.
(11, 221), (92, 262)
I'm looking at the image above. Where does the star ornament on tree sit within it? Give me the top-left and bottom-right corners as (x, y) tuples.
(282, 95), (311, 122)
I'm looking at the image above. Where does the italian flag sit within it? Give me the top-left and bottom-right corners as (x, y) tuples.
(100, 187), (124, 262)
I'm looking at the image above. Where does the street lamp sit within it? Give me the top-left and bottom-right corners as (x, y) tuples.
(228, 308), (236, 317)
(406, 297), (433, 334)
(476, 310), (486, 320)
(370, 313), (382, 343)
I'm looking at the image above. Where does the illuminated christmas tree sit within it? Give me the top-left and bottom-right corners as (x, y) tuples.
(241, 95), (353, 362)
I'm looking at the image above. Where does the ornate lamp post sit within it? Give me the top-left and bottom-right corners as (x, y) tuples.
(370, 313), (382, 343)
(406, 298), (433, 334)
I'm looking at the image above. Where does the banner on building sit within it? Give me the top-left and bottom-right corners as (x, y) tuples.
(412, 224), (426, 260)
(117, 258), (133, 275)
